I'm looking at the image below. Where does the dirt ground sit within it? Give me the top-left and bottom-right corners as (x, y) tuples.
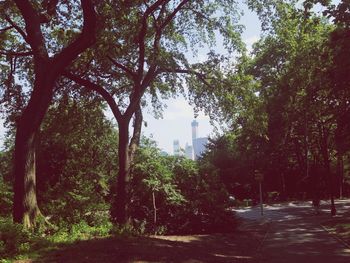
(16, 221), (268, 263)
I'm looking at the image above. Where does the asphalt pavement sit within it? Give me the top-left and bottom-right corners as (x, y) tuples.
(234, 199), (350, 263)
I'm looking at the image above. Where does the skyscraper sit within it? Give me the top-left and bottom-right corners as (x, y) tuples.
(191, 119), (198, 140)
(191, 119), (208, 160)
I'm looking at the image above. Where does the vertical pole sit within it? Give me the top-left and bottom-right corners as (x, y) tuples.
(260, 181), (263, 216)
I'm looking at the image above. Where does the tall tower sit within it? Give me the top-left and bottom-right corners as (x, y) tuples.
(191, 119), (198, 141)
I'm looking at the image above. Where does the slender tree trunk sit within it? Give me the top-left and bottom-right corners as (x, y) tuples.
(113, 120), (131, 224)
(152, 191), (157, 233)
(13, 75), (54, 227)
(337, 153), (344, 199)
(280, 170), (286, 200)
(319, 124), (336, 216)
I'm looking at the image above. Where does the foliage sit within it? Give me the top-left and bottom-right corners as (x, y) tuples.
(129, 139), (237, 234)
(0, 217), (37, 259)
(0, 217), (113, 262)
(61, 0), (246, 224)
(0, 91), (118, 224)
(205, 1), (350, 205)
(0, 151), (12, 217)
(0, 179), (12, 218)
(35, 95), (118, 225)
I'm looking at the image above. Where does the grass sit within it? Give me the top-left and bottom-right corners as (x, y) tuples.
(0, 220), (113, 263)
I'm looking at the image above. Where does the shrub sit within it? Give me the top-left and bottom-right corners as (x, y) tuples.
(129, 143), (238, 235)
(49, 220), (113, 243)
(0, 217), (31, 258)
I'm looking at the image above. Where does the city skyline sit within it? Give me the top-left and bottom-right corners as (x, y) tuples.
(172, 119), (209, 160)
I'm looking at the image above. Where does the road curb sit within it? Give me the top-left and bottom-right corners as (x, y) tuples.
(320, 224), (350, 249)
(255, 219), (271, 263)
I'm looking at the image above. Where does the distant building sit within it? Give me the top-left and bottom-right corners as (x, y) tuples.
(192, 137), (208, 159)
(191, 119), (208, 160)
(160, 150), (169, 156)
(185, 143), (193, 160)
(173, 140), (180, 156)
(172, 120), (208, 160)
(191, 120), (198, 141)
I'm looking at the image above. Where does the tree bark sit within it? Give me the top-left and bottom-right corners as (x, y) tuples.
(112, 107), (142, 224)
(152, 191), (157, 233)
(112, 120), (131, 224)
(319, 123), (336, 216)
(129, 105), (143, 164)
(13, 71), (54, 226)
(337, 153), (344, 199)
(11, 0), (96, 227)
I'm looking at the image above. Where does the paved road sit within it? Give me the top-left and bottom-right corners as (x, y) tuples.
(234, 199), (350, 263)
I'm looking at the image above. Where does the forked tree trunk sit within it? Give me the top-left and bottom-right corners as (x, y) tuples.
(112, 106), (143, 224)
(11, 0), (96, 227)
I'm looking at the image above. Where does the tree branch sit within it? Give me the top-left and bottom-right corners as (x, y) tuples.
(159, 0), (190, 30)
(137, 0), (165, 81)
(138, 0), (190, 93)
(159, 67), (213, 88)
(52, 0), (97, 75)
(0, 25), (14, 33)
(63, 71), (123, 122)
(13, 0), (48, 59)
(107, 55), (137, 80)
(0, 50), (33, 57)
(3, 15), (28, 41)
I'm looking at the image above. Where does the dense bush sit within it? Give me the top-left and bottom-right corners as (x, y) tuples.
(0, 217), (114, 261)
(128, 140), (237, 235)
(0, 177), (12, 218)
(35, 96), (118, 226)
(0, 217), (33, 258)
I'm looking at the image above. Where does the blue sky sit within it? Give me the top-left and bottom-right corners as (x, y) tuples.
(0, 2), (261, 152)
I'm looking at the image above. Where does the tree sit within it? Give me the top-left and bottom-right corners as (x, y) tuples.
(63, 0), (244, 224)
(200, 0), (350, 208)
(0, 0), (96, 227)
(36, 95), (118, 225)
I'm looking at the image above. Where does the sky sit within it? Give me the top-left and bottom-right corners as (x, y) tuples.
(138, 3), (262, 154)
(0, 2), (262, 152)
(140, 2), (336, 154)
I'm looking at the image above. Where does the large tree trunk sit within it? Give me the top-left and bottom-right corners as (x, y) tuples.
(13, 128), (38, 227)
(128, 105), (142, 165)
(13, 75), (54, 227)
(11, 0), (96, 227)
(112, 120), (131, 224)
